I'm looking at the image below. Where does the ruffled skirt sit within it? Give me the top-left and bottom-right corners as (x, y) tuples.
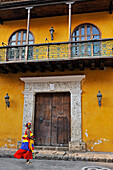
(14, 142), (33, 160)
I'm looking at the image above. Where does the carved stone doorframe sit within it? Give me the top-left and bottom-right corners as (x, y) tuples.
(20, 75), (86, 151)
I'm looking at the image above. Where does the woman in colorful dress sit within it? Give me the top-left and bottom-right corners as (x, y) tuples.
(14, 123), (35, 164)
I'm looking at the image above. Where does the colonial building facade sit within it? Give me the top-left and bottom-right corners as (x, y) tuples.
(0, 0), (113, 152)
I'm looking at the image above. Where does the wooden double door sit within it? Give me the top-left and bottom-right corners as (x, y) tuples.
(34, 92), (71, 146)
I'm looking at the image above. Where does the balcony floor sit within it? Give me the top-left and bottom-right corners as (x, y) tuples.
(0, 57), (112, 74)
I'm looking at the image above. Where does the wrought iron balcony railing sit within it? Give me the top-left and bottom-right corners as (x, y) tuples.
(0, 38), (113, 62)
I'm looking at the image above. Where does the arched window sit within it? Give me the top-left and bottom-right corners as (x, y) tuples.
(8, 30), (34, 60)
(8, 29), (34, 45)
(72, 24), (101, 57)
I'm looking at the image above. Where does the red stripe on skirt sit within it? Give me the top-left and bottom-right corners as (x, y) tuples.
(14, 149), (33, 159)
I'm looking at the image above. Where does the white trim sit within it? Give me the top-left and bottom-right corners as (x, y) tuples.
(20, 75), (86, 151)
(20, 75), (85, 83)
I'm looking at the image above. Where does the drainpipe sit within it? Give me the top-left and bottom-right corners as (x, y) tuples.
(25, 7), (33, 60)
(66, 1), (75, 58)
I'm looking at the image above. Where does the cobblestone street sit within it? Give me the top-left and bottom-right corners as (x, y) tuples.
(0, 158), (113, 170)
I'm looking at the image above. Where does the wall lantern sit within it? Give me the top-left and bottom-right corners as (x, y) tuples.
(2, 42), (7, 46)
(49, 27), (54, 40)
(5, 93), (10, 109)
(97, 90), (102, 107)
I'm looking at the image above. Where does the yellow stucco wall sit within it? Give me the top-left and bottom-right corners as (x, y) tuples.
(0, 73), (24, 148)
(82, 68), (113, 152)
(0, 11), (113, 151)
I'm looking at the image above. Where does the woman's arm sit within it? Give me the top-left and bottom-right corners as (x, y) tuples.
(26, 129), (35, 140)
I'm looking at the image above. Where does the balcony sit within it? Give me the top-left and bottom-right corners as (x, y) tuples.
(0, 0), (112, 22)
(0, 38), (113, 73)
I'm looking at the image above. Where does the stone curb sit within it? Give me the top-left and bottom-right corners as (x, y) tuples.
(0, 153), (14, 158)
(0, 152), (113, 163)
(35, 155), (113, 163)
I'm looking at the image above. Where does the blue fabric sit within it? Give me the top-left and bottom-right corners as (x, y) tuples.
(20, 142), (30, 151)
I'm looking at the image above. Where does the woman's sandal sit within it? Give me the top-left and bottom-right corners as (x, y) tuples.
(34, 151), (39, 155)
(26, 161), (32, 164)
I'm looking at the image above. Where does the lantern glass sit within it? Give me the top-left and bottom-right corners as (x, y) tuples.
(49, 27), (54, 40)
(4, 93), (10, 108)
(97, 90), (102, 107)
(49, 27), (54, 35)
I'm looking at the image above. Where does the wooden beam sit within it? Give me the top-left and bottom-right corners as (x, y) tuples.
(22, 62), (36, 72)
(0, 17), (3, 25)
(100, 60), (105, 70)
(27, 63), (36, 73)
(90, 60), (95, 70)
(109, 0), (113, 14)
(56, 62), (64, 72)
(67, 61), (74, 71)
(35, 62), (45, 72)
(6, 64), (18, 73)
(46, 62), (54, 72)
(78, 60), (84, 70)
(0, 65), (8, 74)
(14, 64), (26, 73)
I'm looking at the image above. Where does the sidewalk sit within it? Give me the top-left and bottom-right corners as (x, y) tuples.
(0, 148), (113, 163)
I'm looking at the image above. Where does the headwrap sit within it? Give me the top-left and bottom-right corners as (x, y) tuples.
(26, 123), (31, 127)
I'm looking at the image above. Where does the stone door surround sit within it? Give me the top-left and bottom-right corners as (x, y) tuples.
(20, 75), (86, 151)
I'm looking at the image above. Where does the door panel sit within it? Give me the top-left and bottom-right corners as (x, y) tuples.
(34, 92), (70, 146)
(51, 93), (70, 145)
(57, 117), (68, 144)
(34, 93), (51, 146)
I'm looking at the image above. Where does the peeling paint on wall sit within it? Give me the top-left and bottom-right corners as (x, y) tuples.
(90, 138), (110, 150)
(0, 138), (17, 149)
(85, 130), (88, 137)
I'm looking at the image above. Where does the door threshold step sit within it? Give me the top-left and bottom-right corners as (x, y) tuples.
(34, 146), (69, 151)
